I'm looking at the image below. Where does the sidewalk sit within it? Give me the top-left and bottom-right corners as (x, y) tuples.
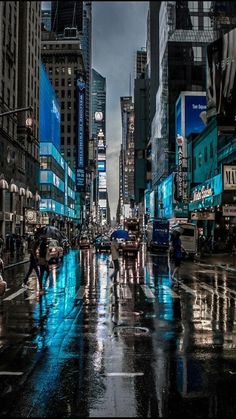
(195, 252), (236, 273)
(1, 252), (30, 270)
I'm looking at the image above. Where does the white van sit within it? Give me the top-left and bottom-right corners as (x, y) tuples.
(170, 223), (198, 259)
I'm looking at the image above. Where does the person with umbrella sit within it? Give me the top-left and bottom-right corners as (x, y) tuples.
(110, 236), (120, 283)
(38, 237), (50, 294)
(22, 236), (40, 289)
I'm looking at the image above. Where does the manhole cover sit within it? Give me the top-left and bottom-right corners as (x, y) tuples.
(113, 326), (150, 337)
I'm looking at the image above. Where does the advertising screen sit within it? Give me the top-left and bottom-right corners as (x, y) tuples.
(149, 191), (155, 218)
(99, 172), (107, 189)
(40, 65), (61, 151)
(98, 161), (106, 172)
(76, 79), (86, 190)
(185, 95), (207, 138)
(207, 28), (236, 122)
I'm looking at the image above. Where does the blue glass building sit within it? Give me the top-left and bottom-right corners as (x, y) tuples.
(39, 66), (79, 236)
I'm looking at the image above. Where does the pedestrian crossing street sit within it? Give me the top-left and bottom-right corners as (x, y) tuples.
(2, 276), (236, 305)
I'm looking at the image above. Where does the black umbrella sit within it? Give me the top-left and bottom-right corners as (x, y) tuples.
(36, 226), (65, 241)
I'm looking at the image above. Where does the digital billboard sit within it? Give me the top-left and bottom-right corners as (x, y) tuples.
(175, 92), (206, 139)
(206, 28), (236, 123)
(76, 79), (86, 190)
(39, 64), (61, 151)
(99, 172), (107, 189)
(98, 160), (106, 172)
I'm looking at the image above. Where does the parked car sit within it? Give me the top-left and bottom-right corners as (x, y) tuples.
(121, 234), (140, 256)
(36, 238), (63, 264)
(95, 235), (111, 253)
(78, 236), (91, 249)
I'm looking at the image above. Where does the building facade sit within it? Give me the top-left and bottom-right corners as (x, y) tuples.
(120, 97), (135, 210)
(0, 1), (41, 237)
(51, 1), (83, 35)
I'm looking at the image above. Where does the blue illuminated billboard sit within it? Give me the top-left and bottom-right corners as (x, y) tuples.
(76, 79), (86, 191)
(175, 92), (206, 139)
(39, 65), (61, 151)
(185, 95), (206, 138)
(98, 160), (106, 172)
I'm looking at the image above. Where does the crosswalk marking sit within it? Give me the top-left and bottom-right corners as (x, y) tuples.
(179, 283), (197, 296)
(3, 288), (26, 301)
(199, 283), (225, 298)
(0, 371), (23, 376)
(218, 285), (236, 296)
(25, 293), (38, 301)
(141, 285), (155, 299)
(106, 372), (144, 377)
(161, 285), (180, 299)
(76, 286), (85, 300)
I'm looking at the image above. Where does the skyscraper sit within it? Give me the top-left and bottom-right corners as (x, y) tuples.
(91, 69), (107, 224)
(120, 97), (135, 206)
(0, 1), (41, 237)
(51, 1), (83, 35)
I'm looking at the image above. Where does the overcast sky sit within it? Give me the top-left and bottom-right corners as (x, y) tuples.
(42, 1), (148, 219)
(92, 2), (148, 219)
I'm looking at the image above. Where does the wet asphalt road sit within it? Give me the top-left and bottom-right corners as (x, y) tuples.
(0, 246), (236, 417)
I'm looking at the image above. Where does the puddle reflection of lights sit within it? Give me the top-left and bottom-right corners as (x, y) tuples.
(51, 265), (57, 286)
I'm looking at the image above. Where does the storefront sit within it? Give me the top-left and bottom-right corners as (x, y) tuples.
(189, 167), (236, 240)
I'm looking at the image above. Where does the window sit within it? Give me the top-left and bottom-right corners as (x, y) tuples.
(191, 16), (199, 30)
(193, 46), (202, 62)
(204, 146), (208, 162)
(188, 1), (198, 12)
(61, 90), (65, 98)
(55, 67), (59, 74)
(68, 102), (71, 110)
(68, 67), (72, 75)
(61, 78), (65, 86)
(49, 67), (52, 75)
(68, 79), (72, 87)
(67, 113), (71, 121)
(67, 150), (71, 157)
(55, 79), (59, 87)
(203, 16), (211, 29)
(67, 137), (71, 144)
(67, 126), (71, 133)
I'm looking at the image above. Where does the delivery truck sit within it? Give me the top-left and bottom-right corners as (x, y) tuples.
(146, 218), (169, 251)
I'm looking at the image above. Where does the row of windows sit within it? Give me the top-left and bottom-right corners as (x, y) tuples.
(60, 148), (77, 158)
(53, 78), (76, 88)
(61, 136), (76, 145)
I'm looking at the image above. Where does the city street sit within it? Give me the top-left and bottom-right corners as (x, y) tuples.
(0, 247), (236, 417)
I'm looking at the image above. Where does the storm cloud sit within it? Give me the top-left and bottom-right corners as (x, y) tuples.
(92, 1), (148, 218)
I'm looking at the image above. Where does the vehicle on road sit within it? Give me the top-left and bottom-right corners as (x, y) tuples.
(78, 236), (91, 249)
(95, 235), (111, 253)
(36, 238), (64, 264)
(170, 222), (198, 260)
(146, 218), (169, 251)
(121, 234), (140, 256)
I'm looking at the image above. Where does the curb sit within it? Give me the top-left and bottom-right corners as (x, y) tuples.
(4, 258), (30, 270)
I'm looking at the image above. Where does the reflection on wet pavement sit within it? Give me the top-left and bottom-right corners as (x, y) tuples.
(0, 247), (236, 417)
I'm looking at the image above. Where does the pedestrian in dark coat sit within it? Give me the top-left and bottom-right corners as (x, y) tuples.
(22, 237), (40, 289)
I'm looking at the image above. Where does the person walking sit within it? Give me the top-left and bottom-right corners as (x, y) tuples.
(22, 237), (40, 289)
(171, 232), (184, 281)
(110, 237), (120, 283)
(38, 237), (50, 294)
